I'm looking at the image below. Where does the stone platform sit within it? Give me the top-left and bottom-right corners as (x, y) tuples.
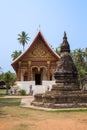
(31, 86), (87, 109)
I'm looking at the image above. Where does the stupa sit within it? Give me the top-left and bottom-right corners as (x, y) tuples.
(32, 32), (87, 108)
(53, 32), (78, 90)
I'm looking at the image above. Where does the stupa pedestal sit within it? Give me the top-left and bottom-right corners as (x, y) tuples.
(32, 32), (87, 108)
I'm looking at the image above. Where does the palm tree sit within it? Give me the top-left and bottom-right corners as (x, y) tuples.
(17, 31), (30, 51)
(11, 50), (22, 61)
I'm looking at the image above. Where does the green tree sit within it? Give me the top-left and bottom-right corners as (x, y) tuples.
(17, 31), (30, 51)
(11, 50), (22, 61)
(71, 48), (87, 86)
(0, 67), (3, 75)
(55, 44), (61, 56)
(3, 71), (16, 94)
(84, 48), (87, 63)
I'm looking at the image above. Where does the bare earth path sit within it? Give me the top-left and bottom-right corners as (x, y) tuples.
(0, 112), (87, 130)
(0, 96), (87, 130)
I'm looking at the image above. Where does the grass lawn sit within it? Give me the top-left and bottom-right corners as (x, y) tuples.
(0, 98), (87, 130)
(0, 89), (6, 96)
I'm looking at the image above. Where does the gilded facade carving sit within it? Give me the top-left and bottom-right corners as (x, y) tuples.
(28, 41), (56, 61)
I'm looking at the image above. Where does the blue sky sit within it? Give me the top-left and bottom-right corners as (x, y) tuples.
(0, 0), (87, 72)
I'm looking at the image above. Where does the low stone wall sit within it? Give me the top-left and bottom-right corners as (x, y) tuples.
(14, 80), (55, 95)
(16, 81), (35, 94)
(42, 81), (55, 91)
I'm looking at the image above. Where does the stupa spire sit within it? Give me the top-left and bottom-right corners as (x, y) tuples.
(60, 31), (70, 53)
(63, 31), (67, 39)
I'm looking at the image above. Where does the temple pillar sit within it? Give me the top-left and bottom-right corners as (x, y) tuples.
(47, 61), (51, 80)
(28, 61), (31, 81)
(17, 61), (21, 81)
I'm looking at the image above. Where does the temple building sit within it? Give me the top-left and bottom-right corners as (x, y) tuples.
(11, 31), (60, 94)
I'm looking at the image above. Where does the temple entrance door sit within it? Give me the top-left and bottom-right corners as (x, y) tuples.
(35, 74), (41, 85)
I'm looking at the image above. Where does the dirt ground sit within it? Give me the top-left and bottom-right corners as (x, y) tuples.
(0, 113), (87, 130)
(0, 96), (87, 130)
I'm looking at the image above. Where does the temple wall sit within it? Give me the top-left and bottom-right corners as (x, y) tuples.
(42, 80), (55, 90)
(15, 80), (55, 95)
(16, 81), (35, 94)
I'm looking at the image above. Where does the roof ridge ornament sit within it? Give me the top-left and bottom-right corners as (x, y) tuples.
(37, 24), (41, 33)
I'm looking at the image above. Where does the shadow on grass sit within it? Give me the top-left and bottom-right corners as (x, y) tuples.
(0, 98), (21, 107)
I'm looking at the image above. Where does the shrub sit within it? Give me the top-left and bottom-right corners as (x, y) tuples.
(19, 89), (26, 95)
